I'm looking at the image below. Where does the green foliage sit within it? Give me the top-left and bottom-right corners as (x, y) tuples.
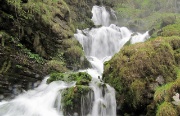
(47, 73), (68, 83)
(161, 22), (180, 37)
(23, 48), (44, 63)
(156, 102), (177, 116)
(15, 64), (22, 69)
(114, 0), (180, 31)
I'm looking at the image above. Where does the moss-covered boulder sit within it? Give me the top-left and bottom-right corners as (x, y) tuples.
(103, 36), (180, 115)
(60, 85), (93, 116)
(48, 71), (93, 116)
(156, 102), (178, 116)
(47, 72), (92, 85)
(62, 38), (90, 70)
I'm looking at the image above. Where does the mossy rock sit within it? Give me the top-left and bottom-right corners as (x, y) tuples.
(45, 60), (68, 73)
(63, 44), (90, 70)
(130, 79), (146, 109)
(48, 71), (93, 116)
(60, 85), (93, 116)
(65, 0), (96, 30)
(47, 72), (92, 85)
(148, 69), (180, 115)
(103, 36), (180, 115)
(156, 102), (178, 116)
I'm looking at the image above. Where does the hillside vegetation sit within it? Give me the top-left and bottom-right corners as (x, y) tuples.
(0, 0), (97, 99)
(104, 0), (180, 115)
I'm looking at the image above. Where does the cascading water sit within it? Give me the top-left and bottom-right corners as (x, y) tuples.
(0, 5), (150, 116)
(91, 6), (110, 26)
(0, 77), (75, 116)
(75, 5), (150, 116)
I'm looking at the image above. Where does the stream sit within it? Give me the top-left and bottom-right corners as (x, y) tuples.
(0, 5), (150, 116)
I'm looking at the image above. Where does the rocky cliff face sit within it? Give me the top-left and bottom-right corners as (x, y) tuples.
(0, 0), (98, 100)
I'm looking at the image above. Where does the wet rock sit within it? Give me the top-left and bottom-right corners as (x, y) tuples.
(148, 28), (155, 36)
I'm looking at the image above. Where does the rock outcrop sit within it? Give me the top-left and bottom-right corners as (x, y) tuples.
(0, 0), (97, 99)
(103, 36), (180, 115)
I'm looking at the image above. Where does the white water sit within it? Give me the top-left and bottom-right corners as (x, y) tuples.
(0, 77), (75, 116)
(74, 5), (150, 116)
(0, 5), (150, 116)
(91, 6), (110, 26)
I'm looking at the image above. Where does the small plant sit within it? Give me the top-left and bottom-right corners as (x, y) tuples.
(23, 48), (44, 63)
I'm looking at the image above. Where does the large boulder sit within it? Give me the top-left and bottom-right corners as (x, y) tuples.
(103, 36), (180, 115)
(47, 72), (93, 116)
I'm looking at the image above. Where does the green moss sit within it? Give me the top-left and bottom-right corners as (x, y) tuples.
(154, 82), (175, 103)
(23, 48), (44, 64)
(61, 85), (92, 115)
(73, 18), (94, 30)
(148, 68), (180, 115)
(154, 68), (180, 103)
(156, 102), (177, 116)
(64, 44), (89, 70)
(130, 79), (146, 108)
(104, 36), (180, 114)
(46, 60), (68, 73)
(47, 72), (92, 85)
(62, 38), (79, 49)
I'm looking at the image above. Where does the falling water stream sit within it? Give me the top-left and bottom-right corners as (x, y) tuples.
(0, 5), (150, 116)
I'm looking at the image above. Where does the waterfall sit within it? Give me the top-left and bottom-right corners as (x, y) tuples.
(0, 77), (75, 116)
(0, 5), (150, 116)
(75, 5), (150, 116)
(91, 6), (110, 26)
